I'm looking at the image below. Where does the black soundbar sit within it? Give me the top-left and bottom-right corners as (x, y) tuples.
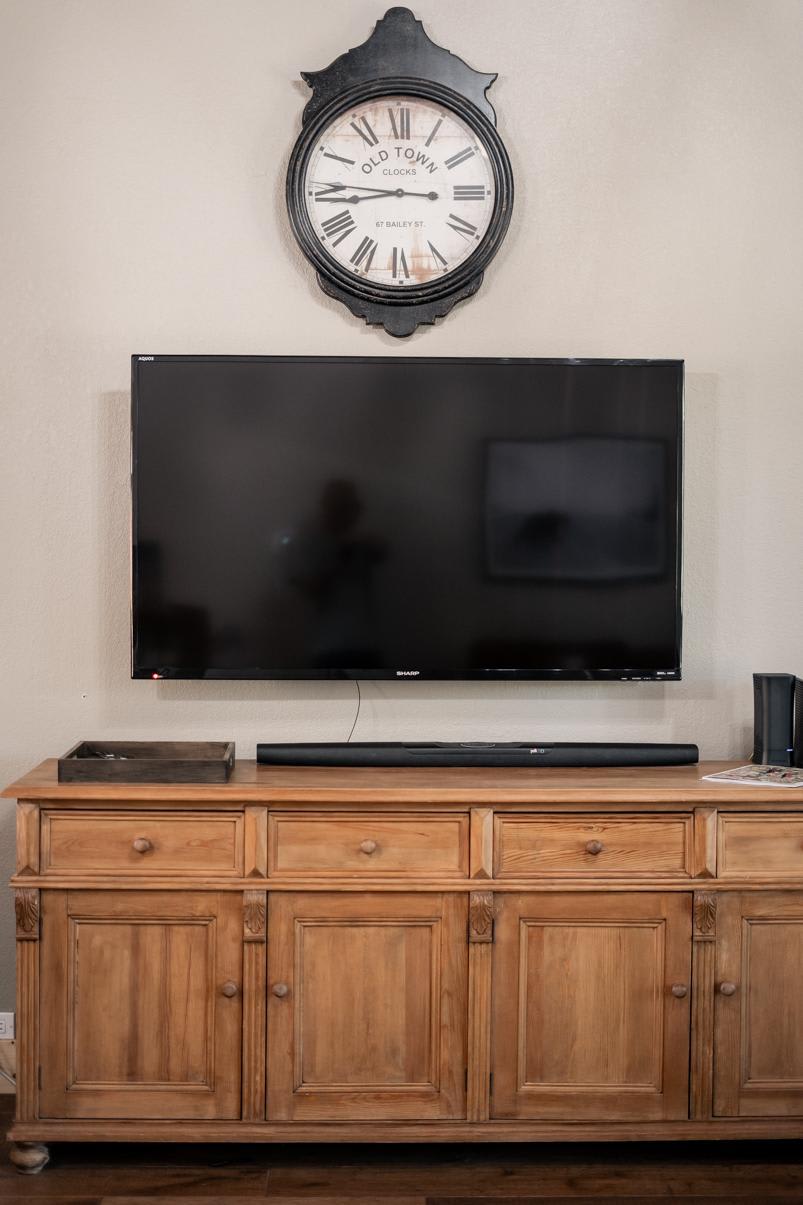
(257, 741), (699, 768)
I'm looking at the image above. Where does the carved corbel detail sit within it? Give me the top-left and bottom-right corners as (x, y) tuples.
(15, 888), (40, 940)
(694, 891), (717, 940)
(469, 891), (494, 943)
(243, 890), (267, 942)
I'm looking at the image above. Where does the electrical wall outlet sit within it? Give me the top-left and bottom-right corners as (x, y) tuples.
(0, 1039), (15, 1093)
(0, 1013), (15, 1039)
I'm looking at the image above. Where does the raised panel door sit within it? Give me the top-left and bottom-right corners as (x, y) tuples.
(491, 892), (691, 1120)
(267, 892), (467, 1120)
(715, 892), (803, 1117)
(40, 890), (242, 1119)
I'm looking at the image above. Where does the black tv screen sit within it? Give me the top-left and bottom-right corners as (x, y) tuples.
(131, 356), (683, 680)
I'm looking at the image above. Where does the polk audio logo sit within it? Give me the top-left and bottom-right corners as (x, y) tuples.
(396, 670), (420, 677)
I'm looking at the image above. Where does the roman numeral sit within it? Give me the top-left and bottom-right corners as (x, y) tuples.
(322, 148), (356, 166)
(388, 107), (411, 139)
(350, 235), (378, 272)
(453, 184), (486, 201)
(425, 118), (443, 147)
(320, 209), (357, 247)
(446, 212), (478, 239)
(445, 146), (476, 170)
(350, 117), (378, 147)
(392, 246), (410, 279)
(428, 241), (448, 268)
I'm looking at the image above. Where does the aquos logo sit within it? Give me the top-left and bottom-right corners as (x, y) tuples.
(396, 670), (420, 677)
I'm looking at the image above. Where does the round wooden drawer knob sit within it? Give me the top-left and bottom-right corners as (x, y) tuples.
(719, 981), (738, 997)
(585, 840), (604, 855)
(359, 839), (378, 855)
(272, 982), (290, 999)
(132, 837), (152, 854)
(671, 983), (688, 998)
(221, 980), (238, 998)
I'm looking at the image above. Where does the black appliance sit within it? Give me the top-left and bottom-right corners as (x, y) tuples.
(753, 672), (798, 766)
(256, 741), (699, 768)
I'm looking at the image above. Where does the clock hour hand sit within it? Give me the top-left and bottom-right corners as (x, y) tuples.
(365, 186), (441, 200)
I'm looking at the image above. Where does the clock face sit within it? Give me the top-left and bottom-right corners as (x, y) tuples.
(302, 93), (497, 288)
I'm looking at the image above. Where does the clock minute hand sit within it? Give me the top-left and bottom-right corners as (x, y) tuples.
(312, 183), (400, 204)
(315, 193), (404, 204)
(313, 181), (439, 201)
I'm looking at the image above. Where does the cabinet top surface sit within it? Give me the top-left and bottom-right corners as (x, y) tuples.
(4, 759), (803, 806)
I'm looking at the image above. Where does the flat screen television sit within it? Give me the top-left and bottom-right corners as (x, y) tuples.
(131, 355), (683, 681)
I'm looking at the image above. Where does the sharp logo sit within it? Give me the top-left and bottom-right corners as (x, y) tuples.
(396, 670), (420, 677)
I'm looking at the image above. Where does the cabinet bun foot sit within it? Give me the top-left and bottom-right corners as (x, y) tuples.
(9, 1142), (50, 1174)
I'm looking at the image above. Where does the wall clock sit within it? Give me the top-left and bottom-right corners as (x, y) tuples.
(286, 7), (514, 337)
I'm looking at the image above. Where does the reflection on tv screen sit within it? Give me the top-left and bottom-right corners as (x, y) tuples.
(485, 437), (668, 582)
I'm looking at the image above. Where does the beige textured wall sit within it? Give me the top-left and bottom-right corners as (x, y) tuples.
(1, 0), (802, 1005)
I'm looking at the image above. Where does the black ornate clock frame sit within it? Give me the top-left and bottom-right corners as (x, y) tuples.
(285, 8), (514, 338)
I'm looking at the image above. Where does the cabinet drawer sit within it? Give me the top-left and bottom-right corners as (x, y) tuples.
(268, 812), (469, 878)
(41, 811), (243, 876)
(494, 814), (691, 877)
(719, 815), (803, 877)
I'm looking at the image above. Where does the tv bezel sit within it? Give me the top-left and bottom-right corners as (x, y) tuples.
(131, 355), (684, 682)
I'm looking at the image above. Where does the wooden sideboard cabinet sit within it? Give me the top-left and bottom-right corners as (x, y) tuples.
(5, 759), (803, 1173)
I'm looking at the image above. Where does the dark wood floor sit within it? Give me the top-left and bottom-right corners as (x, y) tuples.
(2, 1100), (802, 1203)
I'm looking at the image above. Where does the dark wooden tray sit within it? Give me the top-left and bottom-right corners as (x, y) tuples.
(58, 741), (235, 783)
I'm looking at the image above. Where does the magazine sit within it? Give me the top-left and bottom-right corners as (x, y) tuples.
(703, 764), (803, 788)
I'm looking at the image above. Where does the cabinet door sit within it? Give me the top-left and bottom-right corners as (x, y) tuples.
(715, 892), (803, 1117)
(267, 892), (467, 1121)
(491, 892), (691, 1121)
(40, 890), (242, 1119)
